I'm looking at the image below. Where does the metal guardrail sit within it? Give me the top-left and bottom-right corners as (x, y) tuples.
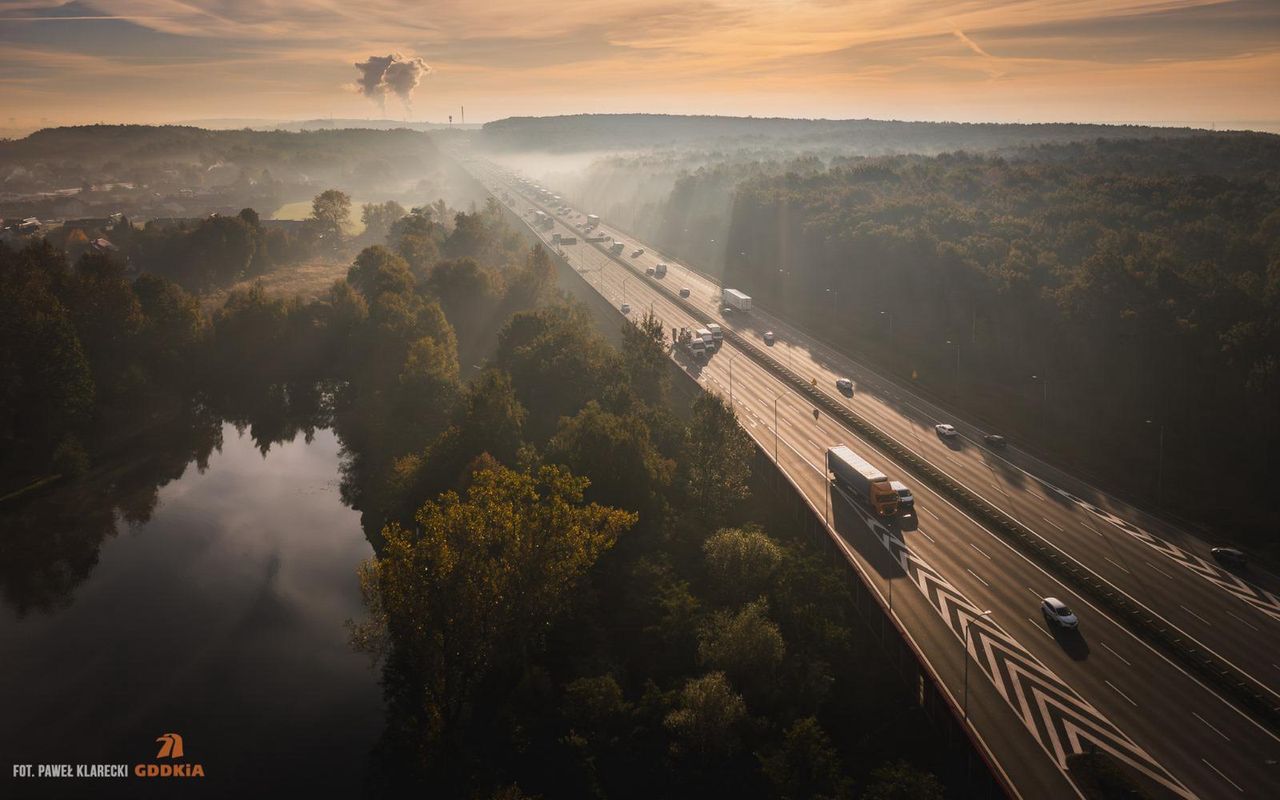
(580, 212), (1280, 737)
(500, 176), (1280, 735)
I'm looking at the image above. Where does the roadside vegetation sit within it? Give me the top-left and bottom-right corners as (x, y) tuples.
(0, 198), (957, 798)
(493, 126), (1280, 557)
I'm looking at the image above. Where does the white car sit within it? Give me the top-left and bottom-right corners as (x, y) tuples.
(679, 287), (691, 298)
(935, 423), (958, 438)
(1041, 597), (1078, 629)
(835, 378), (854, 394)
(763, 331), (775, 344)
(620, 303), (631, 314)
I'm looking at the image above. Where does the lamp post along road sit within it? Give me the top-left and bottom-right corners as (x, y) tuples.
(772, 389), (788, 463)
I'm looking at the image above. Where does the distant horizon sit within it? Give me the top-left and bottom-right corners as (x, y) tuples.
(3, 113), (1278, 140)
(3, 0), (1276, 138)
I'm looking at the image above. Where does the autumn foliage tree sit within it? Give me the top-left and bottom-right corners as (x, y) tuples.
(355, 465), (635, 764)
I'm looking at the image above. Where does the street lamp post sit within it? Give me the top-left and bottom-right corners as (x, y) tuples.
(729, 356), (737, 405)
(946, 339), (961, 388)
(772, 389), (788, 463)
(963, 609), (994, 720)
(1031, 373), (1048, 414)
(1146, 419), (1165, 505)
(622, 275), (631, 304)
(880, 310), (893, 336)
(826, 287), (838, 313)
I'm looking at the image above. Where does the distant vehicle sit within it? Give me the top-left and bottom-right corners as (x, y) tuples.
(826, 445), (899, 516)
(1041, 597), (1079, 630)
(654, 263), (667, 278)
(677, 327), (706, 359)
(632, 248), (645, 258)
(679, 287), (691, 298)
(585, 214), (600, 229)
(696, 327), (715, 349)
(836, 378), (854, 394)
(1211, 547), (1247, 568)
(722, 288), (752, 312)
(646, 266), (656, 276)
(557, 236), (577, 245)
(609, 241), (624, 255)
(706, 323), (723, 344)
(935, 423), (958, 438)
(983, 433), (1007, 448)
(620, 303), (631, 314)
(889, 481), (915, 514)
(763, 330), (775, 344)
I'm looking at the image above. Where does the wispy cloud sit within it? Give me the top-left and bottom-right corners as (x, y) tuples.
(953, 29), (992, 58)
(0, 0), (1276, 127)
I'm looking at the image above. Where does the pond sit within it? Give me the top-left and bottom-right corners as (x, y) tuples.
(0, 423), (381, 797)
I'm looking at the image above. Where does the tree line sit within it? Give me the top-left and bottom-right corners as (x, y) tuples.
(717, 137), (1280, 552)
(1, 196), (961, 797)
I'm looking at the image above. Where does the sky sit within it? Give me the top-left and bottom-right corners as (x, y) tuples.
(1, 0), (1278, 132)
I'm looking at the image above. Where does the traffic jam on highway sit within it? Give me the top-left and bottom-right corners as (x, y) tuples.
(462, 155), (1280, 800)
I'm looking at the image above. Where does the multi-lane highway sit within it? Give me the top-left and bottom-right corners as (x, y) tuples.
(461, 156), (1280, 798)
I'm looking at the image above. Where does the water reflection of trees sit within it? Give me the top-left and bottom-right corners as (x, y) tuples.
(0, 381), (337, 617)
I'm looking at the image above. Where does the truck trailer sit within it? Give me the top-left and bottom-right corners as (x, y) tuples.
(826, 445), (899, 516)
(722, 288), (752, 312)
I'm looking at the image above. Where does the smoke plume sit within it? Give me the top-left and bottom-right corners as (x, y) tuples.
(354, 53), (432, 115)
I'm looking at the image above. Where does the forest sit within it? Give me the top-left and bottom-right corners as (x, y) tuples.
(719, 136), (1280, 551)
(480, 114), (1207, 155)
(0, 125), (449, 223)
(507, 129), (1280, 556)
(0, 198), (965, 798)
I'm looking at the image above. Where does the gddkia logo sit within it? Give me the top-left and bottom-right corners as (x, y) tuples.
(134, 733), (205, 778)
(155, 733), (183, 759)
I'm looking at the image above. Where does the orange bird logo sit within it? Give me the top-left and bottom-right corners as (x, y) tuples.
(155, 733), (184, 759)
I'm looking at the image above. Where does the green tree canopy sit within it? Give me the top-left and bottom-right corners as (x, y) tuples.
(663, 671), (747, 759)
(356, 464), (635, 749)
(702, 527), (783, 604)
(759, 716), (850, 800)
(311, 188), (352, 241)
(696, 599), (785, 699)
(681, 393), (753, 526)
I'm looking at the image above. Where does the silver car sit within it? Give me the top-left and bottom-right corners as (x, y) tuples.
(1041, 597), (1078, 629)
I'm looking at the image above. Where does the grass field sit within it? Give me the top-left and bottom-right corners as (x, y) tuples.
(201, 259), (350, 311)
(270, 199), (368, 236)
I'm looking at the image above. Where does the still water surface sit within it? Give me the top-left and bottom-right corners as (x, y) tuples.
(0, 424), (381, 797)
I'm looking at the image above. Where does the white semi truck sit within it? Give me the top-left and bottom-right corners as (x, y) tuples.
(722, 288), (752, 312)
(826, 445), (899, 516)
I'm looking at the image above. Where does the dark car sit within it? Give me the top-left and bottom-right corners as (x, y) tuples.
(1211, 547), (1247, 568)
(983, 433), (1007, 448)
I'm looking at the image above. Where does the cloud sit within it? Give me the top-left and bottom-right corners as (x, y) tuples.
(953, 29), (993, 58)
(353, 52), (431, 114)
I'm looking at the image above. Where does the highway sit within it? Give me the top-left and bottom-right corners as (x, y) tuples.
(462, 157), (1280, 798)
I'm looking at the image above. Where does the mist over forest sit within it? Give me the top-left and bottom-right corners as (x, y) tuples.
(478, 114), (1280, 553)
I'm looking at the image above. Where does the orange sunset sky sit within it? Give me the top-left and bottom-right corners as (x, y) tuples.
(1, 0), (1278, 131)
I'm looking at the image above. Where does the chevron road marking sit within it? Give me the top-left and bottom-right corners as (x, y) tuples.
(1048, 485), (1280, 623)
(835, 485), (1194, 799)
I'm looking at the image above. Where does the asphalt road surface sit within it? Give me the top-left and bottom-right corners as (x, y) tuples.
(461, 157), (1280, 798)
